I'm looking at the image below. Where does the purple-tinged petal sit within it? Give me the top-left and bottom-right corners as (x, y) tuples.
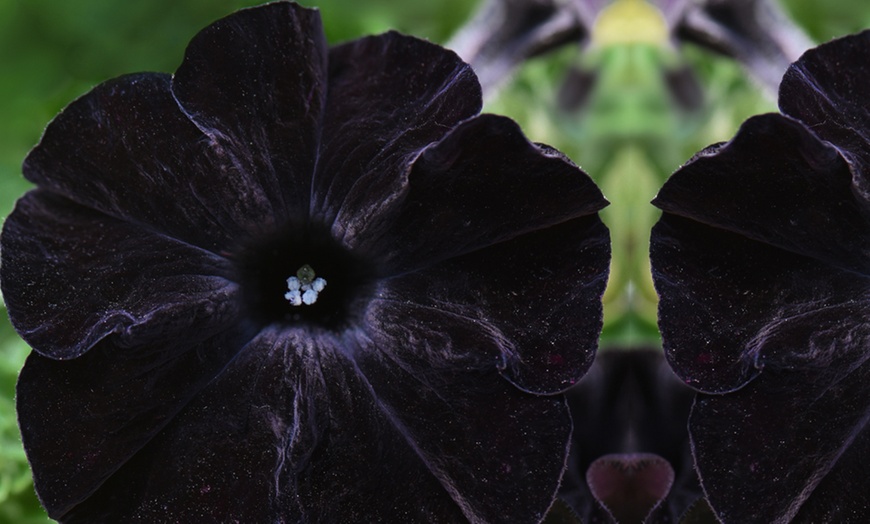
(779, 31), (870, 188)
(378, 215), (609, 394)
(652, 213), (869, 393)
(357, 114), (608, 275)
(22, 73), (279, 252)
(653, 113), (868, 278)
(690, 352), (870, 523)
(650, 30), (870, 523)
(17, 325), (252, 520)
(586, 453), (675, 524)
(172, 3), (328, 224)
(46, 327), (323, 523)
(356, 306), (573, 523)
(314, 31), (481, 233)
(48, 325), (564, 523)
(1, 191), (237, 359)
(652, 112), (870, 392)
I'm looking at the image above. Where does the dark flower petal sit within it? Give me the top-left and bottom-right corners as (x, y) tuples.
(378, 215), (610, 394)
(50, 328), (333, 523)
(690, 358), (870, 522)
(21, 73), (280, 252)
(17, 326), (251, 519)
(172, 3), (328, 225)
(652, 113), (869, 392)
(586, 453), (675, 524)
(0, 191), (237, 359)
(655, 217), (870, 521)
(652, 216), (868, 393)
(362, 114), (608, 275)
(357, 303), (573, 523)
(779, 31), (870, 188)
(49, 326), (568, 523)
(651, 31), (870, 523)
(653, 113), (867, 279)
(315, 31), (481, 235)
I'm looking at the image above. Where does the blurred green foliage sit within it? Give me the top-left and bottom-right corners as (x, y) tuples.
(0, 0), (867, 521)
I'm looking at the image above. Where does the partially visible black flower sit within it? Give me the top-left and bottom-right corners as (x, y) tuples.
(651, 31), (870, 522)
(449, 0), (811, 103)
(561, 348), (699, 523)
(0, 3), (611, 522)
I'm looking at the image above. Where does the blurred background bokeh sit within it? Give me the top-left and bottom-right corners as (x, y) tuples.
(1, 1), (868, 521)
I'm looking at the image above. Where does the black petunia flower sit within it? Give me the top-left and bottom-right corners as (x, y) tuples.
(651, 31), (870, 522)
(0, 3), (611, 522)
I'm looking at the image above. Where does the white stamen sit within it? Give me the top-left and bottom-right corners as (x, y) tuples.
(301, 289), (318, 305)
(284, 288), (303, 306)
(285, 268), (327, 306)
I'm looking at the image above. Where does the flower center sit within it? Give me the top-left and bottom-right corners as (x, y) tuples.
(285, 264), (327, 306)
(234, 224), (377, 329)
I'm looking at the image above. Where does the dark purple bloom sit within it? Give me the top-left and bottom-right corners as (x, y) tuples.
(0, 3), (611, 522)
(651, 31), (870, 522)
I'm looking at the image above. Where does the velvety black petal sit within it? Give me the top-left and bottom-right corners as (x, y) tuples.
(690, 355), (870, 523)
(779, 31), (870, 189)
(656, 222), (869, 522)
(652, 114), (870, 393)
(378, 215), (610, 394)
(650, 31), (870, 523)
(50, 325), (568, 523)
(172, 2), (328, 225)
(357, 304), (573, 523)
(360, 114), (609, 275)
(1, 191), (237, 359)
(51, 328), (327, 523)
(652, 212), (870, 393)
(314, 31), (481, 237)
(17, 325), (252, 520)
(653, 113), (868, 279)
(21, 73), (279, 253)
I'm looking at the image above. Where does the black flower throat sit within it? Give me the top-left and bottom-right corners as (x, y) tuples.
(235, 223), (377, 330)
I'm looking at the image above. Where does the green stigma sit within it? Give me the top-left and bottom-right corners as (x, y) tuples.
(296, 264), (316, 285)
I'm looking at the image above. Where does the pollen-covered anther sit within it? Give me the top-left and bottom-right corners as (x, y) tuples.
(285, 264), (327, 306)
